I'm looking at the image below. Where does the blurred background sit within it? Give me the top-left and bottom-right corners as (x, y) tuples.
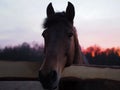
(0, 0), (120, 65)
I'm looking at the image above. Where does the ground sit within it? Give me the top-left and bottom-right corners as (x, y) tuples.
(0, 81), (44, 90)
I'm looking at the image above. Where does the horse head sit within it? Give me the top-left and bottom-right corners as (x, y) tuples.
(39, 2), (88, 90)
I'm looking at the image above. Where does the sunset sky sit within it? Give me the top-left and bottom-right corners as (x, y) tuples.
(0, 0), (120, 48)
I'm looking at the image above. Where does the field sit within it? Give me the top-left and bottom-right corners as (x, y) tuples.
(62, 65), (120, 80)
(0, 61), (44, 90)
(0, 61), (41, 78)
(0, 81), (44, 90)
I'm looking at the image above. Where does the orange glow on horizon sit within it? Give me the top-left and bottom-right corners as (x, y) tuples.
(118, 52), (120, 56)
(117, 49), (120, 57)
(91, 51), (95, 57)
(82, 45), (120, 57)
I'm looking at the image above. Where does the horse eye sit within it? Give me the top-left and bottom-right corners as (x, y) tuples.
(42, 30), (47, 38)
(68, 32), (73, 38)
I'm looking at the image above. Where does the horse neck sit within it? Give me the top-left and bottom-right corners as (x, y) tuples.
(73, 27), (88, 65)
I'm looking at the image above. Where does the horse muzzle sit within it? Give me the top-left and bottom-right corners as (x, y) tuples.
(39, 70), (60, 90)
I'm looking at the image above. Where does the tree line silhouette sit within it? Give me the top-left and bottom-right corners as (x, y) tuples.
(0, 43), (120, 66)
(83, 45), (120, 66)
(0, 42), (44, 62)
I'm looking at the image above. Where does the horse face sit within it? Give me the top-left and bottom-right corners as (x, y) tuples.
(39, 2), (75, 89)
(39, 24), (75, 89)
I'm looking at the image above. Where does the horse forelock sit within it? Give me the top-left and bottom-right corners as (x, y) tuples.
(43, 12), (72, 29)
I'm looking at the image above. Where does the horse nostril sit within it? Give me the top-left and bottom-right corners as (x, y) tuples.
(39, 70), (57, 82)
(39, 71), (44, 81)
(49, 70), (57, 82)
(39, 70), (58, 89)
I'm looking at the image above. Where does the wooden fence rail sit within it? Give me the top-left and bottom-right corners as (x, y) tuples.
(0, 61), (120, 90)
(60, 65), (120, 90)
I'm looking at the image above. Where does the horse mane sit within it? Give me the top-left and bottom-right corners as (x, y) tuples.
(73, 27), (89, 64)
(43, 12), (72, 29)
(73, 27), (83, 64)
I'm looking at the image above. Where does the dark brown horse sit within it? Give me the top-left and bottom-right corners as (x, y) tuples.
(39, 2), (88, 90)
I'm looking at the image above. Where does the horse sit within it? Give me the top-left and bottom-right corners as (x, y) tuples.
(39, 2), (88, 90)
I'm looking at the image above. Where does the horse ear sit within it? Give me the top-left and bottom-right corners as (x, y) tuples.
(66, 2), (75, 22)
(47, 3), (55, 17)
